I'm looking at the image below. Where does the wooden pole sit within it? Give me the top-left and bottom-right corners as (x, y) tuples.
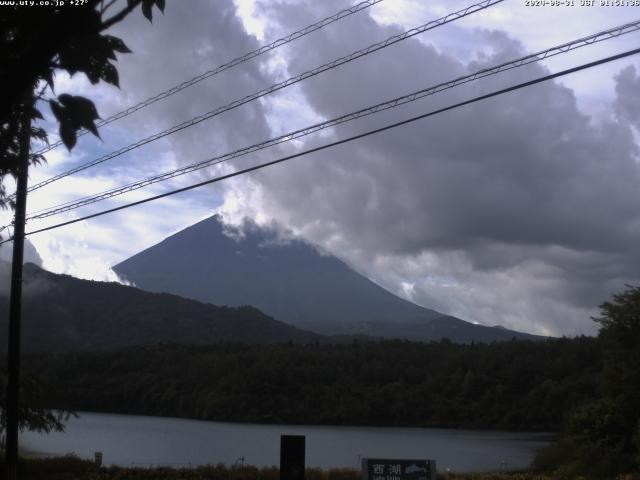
(5, 99), (31, 480)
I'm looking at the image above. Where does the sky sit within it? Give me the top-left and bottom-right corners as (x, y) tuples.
(1, 0), (640, 336)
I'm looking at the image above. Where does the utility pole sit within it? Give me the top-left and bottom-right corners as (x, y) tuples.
(5, 98), (31, 480)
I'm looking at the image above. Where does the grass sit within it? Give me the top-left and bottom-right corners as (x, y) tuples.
(2, 456), (638, 480)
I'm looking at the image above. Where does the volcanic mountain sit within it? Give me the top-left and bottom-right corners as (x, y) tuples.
(114, 215), (542, 343)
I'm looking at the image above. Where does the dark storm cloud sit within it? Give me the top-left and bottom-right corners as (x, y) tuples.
(106, 0), (274, 172)
(220, 0), (640, 335)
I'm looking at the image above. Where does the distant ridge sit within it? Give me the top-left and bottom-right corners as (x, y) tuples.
(0, 263), (324, 353)
(114, 215), (544, 343)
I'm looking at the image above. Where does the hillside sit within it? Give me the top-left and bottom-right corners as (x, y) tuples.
(0, 263), (323, 352)
(114, 215), (543, 343)
(25, 337), (599, 430)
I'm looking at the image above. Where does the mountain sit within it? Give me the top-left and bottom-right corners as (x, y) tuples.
(0, 263), (324, 353)
(114, 215), (543, 343)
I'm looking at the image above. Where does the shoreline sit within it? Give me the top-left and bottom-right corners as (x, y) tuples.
(20, 413), (550, 474)
(51, 409), (561, 436)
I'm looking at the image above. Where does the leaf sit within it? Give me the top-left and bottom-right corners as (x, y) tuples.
(49, 100), (65, 122)
(141, 0), (153, 21)
(104, 35), (131, 54)
(140, 0), (165, 21)
(57, 43), (87, 76)
(31, 107), (43, 121)
(30, 126), (48, 142)
(59, 123), (77, 150)
(57, 94), (72, 106)
(43, 70), (55, 92)
(84, 65), (102, 84)
(100, 63), (119, 88)
(50, 95), (101, 150)
(59, 95), (100, 122)
(67, 97), (100, 136)
(57, 94), (74, 108)
(30, 153), (46, 166)
(58, 32), (128, 88)
(82, 118), (100, 138)
(59, 36), (112, 84)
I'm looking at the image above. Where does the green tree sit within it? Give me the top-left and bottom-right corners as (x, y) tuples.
(595, 285), (640, 412)
(593, 285), (640, 472)
(534, 286), (640, 477)
(0, 0), (165, 207)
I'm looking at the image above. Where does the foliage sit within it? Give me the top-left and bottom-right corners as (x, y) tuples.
(0, 0), (165, 207)
(533, 286), (640, 478)
(0, 367), (75, 438)
(595, 286), (640, 424)
(0, 0), (164, 440)
(20, 337), (599, 431)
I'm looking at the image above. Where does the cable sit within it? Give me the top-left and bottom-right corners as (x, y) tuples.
(25, 19), (640, 221)
(22, 0), (503, 196)
(27, 0), (500, 193)
(32, 0), (386, 156)
(2, 46), (636, 245)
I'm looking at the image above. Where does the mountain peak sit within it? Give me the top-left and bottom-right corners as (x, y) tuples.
(114, 216), (543, 343)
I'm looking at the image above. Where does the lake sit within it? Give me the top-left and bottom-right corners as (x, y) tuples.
(21, 412), (552, 473)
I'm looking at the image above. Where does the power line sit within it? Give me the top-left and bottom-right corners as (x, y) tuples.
(25, 19), (640, 221)
(3, 46), (637, 245)
(32, 0), (386, 156)
(22, 0), (503, 196)
(27, 0), (501, 193)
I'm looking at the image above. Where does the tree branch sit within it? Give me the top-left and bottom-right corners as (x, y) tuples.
(101, 0), (142, 31)
(101, 0), (119, 15)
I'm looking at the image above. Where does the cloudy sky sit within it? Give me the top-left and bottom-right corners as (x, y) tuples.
(2, 0), (640, 336)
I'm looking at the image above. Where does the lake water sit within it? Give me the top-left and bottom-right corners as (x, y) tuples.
(21, 412), (552, 473)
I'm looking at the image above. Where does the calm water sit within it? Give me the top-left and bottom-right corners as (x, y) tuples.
(21, 412), (552, 473)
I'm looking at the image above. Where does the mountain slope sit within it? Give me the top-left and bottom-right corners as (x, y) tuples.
(0, 263), (324, 353)
(114, 215), (542, 343)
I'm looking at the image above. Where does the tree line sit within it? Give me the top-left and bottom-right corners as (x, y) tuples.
(22, 336), (599, 431)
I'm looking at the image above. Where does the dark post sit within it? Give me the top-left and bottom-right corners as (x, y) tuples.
(5, 100), (31, 480)
(280, 435), (305, 480)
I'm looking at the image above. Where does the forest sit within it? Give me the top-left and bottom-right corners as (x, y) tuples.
(0, 263), (323, 353)
(22, 337), (599, 431)
(5, 286), (639, 478)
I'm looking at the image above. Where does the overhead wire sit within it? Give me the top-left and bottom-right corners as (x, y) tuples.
(24, 19), (640, 221)
(21, 0), (503, 196)
(2, 46), (637, 245)
(32, 0), (386, 156)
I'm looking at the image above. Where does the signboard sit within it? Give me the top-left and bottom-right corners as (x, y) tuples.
(280, 435), (305, 480)
(362, 458), (436, 480)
